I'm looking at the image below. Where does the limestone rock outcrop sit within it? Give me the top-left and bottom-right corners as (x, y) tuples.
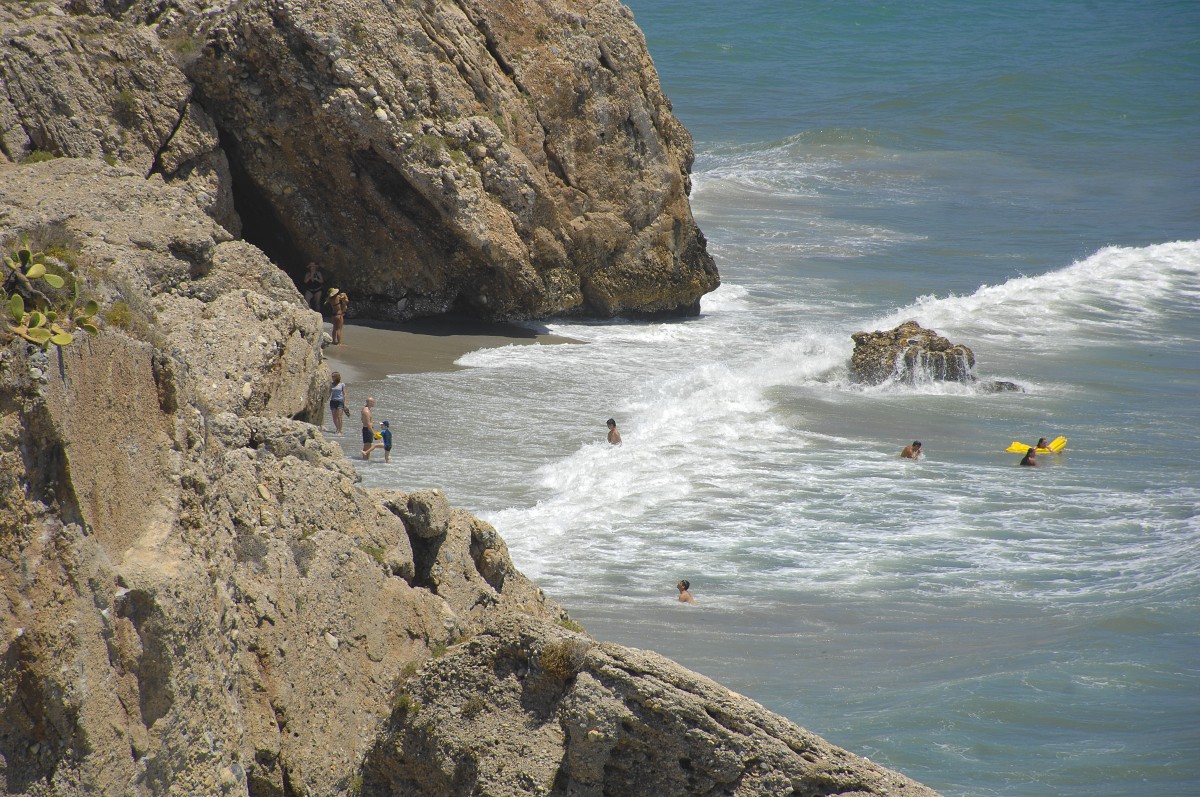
(0, 4), (240, 234)
(850, 320), (976, 385)
(0, 160), (561, 796)
(1, 0), (718, 322)
(362, 614), (940, 797)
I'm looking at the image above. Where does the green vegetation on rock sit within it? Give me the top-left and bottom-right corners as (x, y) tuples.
(2, 237), (101, 350)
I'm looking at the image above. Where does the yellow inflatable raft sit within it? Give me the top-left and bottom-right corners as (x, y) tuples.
(1006, 436), (1067, 454)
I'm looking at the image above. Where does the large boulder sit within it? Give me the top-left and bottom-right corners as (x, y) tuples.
(850, 320), (976, 385)
(362, 614), (942, 797)
(176, 0), (717, 320)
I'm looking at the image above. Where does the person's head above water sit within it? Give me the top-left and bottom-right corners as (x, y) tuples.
(677, 580), (690, 591)
(606, 418), (616, 427)
(912, 441), (922, 448)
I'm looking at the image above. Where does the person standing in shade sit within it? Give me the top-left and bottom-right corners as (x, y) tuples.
(677, 580), (696, 604)
(606, 418), (622, 446)
(328, 371), (348, 434)
(360, 396), (377, 459)
(900, 440), (922, 460)
(302, 261), (325, 312)
(1020, 446), (1038, 467)
(328, 288), (349, 345)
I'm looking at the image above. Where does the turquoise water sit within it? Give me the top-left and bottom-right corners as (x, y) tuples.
(352, 3), (1200, 794)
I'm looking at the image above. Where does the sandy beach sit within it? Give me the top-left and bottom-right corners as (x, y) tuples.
(322, 317), (577, 382)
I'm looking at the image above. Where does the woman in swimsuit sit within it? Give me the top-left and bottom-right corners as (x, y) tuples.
(302, 262), (325, 312)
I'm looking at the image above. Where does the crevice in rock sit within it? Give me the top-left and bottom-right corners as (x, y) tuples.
(146, 97), (193, 181)
(219, 126), (308, 288)
(0, 635), (83, 793)
(115, 589), (175, 728)
(406, 533), (443, 594)
(17, 396), (84, 531)
(453, 4), (515, 80)
(543, 143), (570, 187)
(351, 147), (446, 242)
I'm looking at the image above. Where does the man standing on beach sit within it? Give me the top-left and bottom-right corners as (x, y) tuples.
(360, 396), (377, 459)
(606, 418), (622, 445)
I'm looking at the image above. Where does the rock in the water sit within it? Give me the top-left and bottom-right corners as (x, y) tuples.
(850, 320), (976, 385)
(982, 380), (1025, 393)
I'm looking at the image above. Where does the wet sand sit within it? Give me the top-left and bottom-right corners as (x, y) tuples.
(323, 317), (578, 382)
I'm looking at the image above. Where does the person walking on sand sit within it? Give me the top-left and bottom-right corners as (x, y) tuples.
(360, 396), (377, 459)
(900, 440), (922, 460)
(606, 418), (622, 446)
(329, 371), (348, 434)
(677, 580), (696, 604)
(328, 288), (349, 345)
(1020, 446), (1038, 467)
(303, 261), (325, 312)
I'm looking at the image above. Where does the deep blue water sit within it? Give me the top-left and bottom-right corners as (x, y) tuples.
(352, 3), (1199, 795)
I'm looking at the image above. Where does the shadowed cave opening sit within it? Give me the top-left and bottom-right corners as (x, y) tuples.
(220, 129), (310, 297)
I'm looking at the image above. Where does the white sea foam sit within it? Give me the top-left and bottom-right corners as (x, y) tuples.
(868, 240), (1200, 352)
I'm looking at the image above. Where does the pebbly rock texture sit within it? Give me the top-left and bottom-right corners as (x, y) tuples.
(0, 4), (240, 234)
(1, 0), (718, 322)
(362, 614), (941, 797)
(850, 320), (976, 386)
(0, 160), (562, 796)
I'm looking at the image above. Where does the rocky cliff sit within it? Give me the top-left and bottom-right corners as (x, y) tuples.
(1, 0), (717, 322)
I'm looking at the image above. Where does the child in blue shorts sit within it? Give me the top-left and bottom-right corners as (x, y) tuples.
(366, 420), (393, 463)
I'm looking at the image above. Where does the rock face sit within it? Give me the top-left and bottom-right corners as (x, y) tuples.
(0, 160), (564, 796)
(850, 320), (976, 385)
(363, 615), (940, 797)
(0, 0), (718, 322)
(0, 4), (240, 234)
(0, 161), (939, 797)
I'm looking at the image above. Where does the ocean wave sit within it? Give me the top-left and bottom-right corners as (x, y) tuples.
(867, 240), (1200, 351)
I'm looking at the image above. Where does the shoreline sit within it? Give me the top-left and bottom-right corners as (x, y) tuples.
(322, 317), (578, 382)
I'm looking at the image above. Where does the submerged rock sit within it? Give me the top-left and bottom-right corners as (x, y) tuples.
(850, 320), (976, 385)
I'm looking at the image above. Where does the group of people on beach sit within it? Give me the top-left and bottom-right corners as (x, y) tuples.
(327, 372), (393, 462)
(302, 261), (350, 345)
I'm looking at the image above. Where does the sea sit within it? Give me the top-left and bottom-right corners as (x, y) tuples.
(352, 2), (1200, 795)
